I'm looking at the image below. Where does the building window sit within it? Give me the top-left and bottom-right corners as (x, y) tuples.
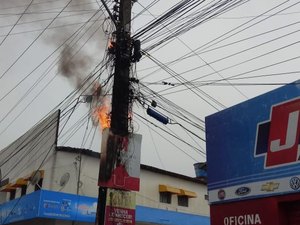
(204, 194), (209, 201)
(160, 192), (171, 204)
(35, 178), (43, 191)
(21, 185), (27, 196)
(9, 190), (16, 200)
(178, 195), (189, 207)
(0, 178), (9, 188)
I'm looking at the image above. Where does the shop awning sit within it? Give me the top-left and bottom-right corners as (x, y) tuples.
(0, 183), (16, 192)
(159, 184), (181, 194)
(11, 178), (28, 187)
(24, 170), (45, 181)
(179, 189), (197, 198)
(30, 170), (45, 179)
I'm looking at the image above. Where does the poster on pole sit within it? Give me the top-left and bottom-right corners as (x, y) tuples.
(99, 128), (142, 191)
(105, 188), (136, 225)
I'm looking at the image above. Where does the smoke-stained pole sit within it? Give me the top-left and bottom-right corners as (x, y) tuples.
(110, 0), (132, 136)
(96, 0), (133, 224)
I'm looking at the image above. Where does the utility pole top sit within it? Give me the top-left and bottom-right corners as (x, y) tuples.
(110, 0), (133, 137)
(96, 1), (134, 225)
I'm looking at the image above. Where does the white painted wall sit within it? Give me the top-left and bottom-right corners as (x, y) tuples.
(48, 150), (100, 197)
(46, 151), (209, 217)
(0, 111), (209, 217)
(138, 169), (209, 216)
(1, 147), (209, 217)
(0, 111), (59, 203)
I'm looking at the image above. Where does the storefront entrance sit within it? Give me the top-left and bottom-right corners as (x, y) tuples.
(279, 200), (300, 225)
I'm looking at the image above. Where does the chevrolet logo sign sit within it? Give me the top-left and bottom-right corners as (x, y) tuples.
(261, 182), (279, 192)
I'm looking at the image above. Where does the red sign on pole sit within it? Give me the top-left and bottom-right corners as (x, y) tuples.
(99, 128), (142, 191)
(105, 189), (136, 225)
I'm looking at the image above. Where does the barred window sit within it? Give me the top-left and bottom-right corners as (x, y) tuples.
(160, 192), (171, 204)
(178, 195), (189, 207)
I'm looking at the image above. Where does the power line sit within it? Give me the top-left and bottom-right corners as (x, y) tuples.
(0, 10), (106, 130)
(135, 112), (204, 159)
(152, 35), (300, 96)
(194, 0), (298, 55)
(0, 0), (74, 80)
(138, 0), (297, 83)
(0, 0), (68, 11)
(136, 0), (250, 51)
(0, 11), (97, 30)
(142, 51), (226, 110)
(138, 19), (300, 79)
(137, 85), (205, 131)
(0, 18), (104, 38)
(160, 55), (300, 97)
(135, 0), (248, 103)
(0, 56), (111, 171)
(0, 0), (99, 17)
(0, 0), (34, 46)
(0, 56), (111, 166)
(141, 109), (166, 170)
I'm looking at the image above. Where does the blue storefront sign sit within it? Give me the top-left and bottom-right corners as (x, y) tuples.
(39, 190), (97, 222)
(136, 206), (210, 225)
(0, 191), (40, 224)
(0, 190), (97, 224)
(206, 80), (300, 203)
(0, 190), (209, 224)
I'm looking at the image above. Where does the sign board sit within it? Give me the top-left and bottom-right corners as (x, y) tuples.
(105, 188), (136, 225)
(99, 129), (142, 191)
(39, 190), (97, 222)
(0, 190), (97, 224)
(206, 80), (300, 203)
(0, 190), (208, 225)
(210, 197), (279, 225)
(0, 191), (40, 224)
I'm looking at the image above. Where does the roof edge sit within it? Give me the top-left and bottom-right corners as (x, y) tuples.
(56, 146), (206, 185)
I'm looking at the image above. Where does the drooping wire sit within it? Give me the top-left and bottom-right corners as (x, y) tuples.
(135, 112), (204, 158)
(0, 0), (34, 46)
(142, 51), (226, 111)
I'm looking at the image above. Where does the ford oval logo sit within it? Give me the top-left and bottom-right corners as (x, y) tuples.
(235, 187), (251, 196)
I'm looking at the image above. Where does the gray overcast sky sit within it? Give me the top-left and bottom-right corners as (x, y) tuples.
(0, 0), (300, 177)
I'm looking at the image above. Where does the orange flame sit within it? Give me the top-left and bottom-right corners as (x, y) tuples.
(128, 111), (133, 121)
(95, 97), (111, 131)
(108, 40), (114, 49)
(107, 39), (116, 53)
(97, 106), (110, 130)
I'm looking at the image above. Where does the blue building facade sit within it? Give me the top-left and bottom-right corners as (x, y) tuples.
(0, 190), (209, 225)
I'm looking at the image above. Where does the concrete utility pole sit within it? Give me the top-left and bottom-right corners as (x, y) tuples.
(95, 0), (133, 224)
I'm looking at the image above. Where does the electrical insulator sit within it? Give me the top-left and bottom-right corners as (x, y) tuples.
(151, 100), (157, 107)
(113, 5), (120, 12)
(113, 14), (119, 21)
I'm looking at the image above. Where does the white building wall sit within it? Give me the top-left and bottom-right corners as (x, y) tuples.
(0, 111), (60, 203)
(47, 151), (100, 197)
(0, 114), (209, 218)
(138, 169), (209, 216)
(44, 150), (209, 217)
